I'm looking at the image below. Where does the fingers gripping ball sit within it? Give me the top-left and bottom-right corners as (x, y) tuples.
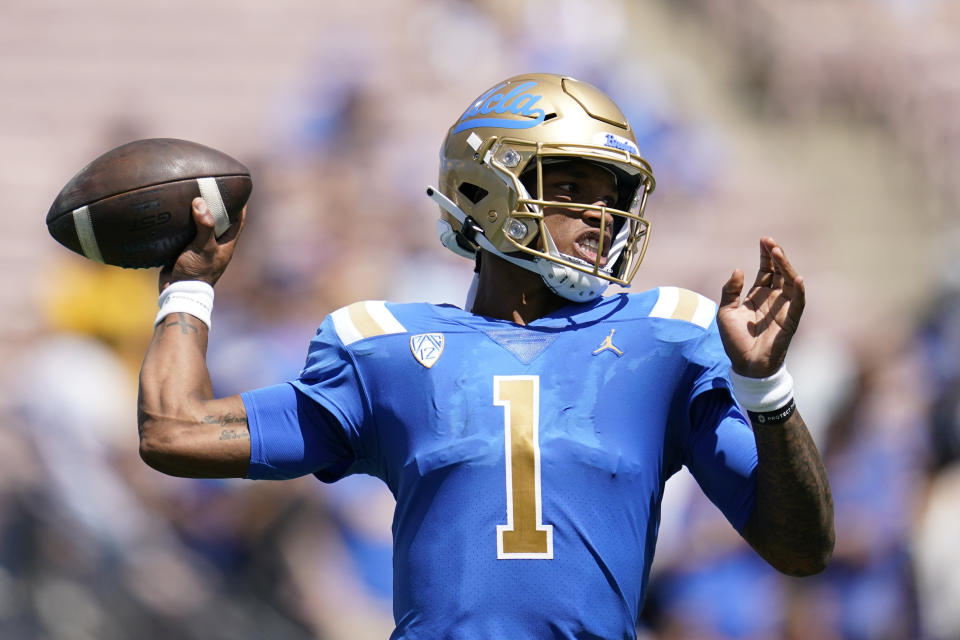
(46, 138), (252, 268)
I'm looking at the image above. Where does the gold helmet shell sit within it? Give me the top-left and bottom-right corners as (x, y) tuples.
(435, 72), (656, 300)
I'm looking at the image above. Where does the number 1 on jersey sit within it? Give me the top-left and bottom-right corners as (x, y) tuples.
(494, 375), (553, 559)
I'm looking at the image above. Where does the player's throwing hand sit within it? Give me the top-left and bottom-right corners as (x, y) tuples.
(159, 198), (246, 292)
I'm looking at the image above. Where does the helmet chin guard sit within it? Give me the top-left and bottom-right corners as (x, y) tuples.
(536, 259), (609, 302)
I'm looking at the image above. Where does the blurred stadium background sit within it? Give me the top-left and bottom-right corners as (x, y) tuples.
(1, 1), (959, 638)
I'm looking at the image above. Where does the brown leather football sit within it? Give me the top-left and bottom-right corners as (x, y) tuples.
(47, 138), (252, 268)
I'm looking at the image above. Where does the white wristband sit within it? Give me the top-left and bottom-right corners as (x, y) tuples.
(155, 281), (214, 329)
(728, 365), (794, 412)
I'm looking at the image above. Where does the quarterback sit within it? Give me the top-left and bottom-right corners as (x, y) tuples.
(138, 73), (834, 639)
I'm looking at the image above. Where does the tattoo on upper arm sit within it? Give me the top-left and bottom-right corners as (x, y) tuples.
(203, 413), (250, 441)
(218, 429), (249, 441)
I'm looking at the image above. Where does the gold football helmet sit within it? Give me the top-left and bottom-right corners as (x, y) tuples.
(428, 72), (656, 301)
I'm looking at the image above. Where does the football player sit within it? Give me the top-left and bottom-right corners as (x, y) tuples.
(138, 73), (834, 639)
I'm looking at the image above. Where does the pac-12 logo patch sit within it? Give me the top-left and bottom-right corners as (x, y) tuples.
(410, 333), (445, 368)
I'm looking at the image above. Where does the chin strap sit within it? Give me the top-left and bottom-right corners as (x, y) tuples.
(427, 186), (607, 302)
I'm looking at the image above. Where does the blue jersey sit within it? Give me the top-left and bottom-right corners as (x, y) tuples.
(241, 287), (758, 639)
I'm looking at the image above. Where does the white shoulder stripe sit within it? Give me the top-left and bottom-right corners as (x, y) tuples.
(649, 286), (716, 329)
(365, 300), (406, 334)
(330, 300), (406, 346)
(649, 286), (679, 320)
(690, 295), (717, 329)
(331, 306), (364, 345)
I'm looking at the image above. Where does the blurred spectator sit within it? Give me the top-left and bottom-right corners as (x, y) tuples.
(913, 381), (960, 640)
(2, 260), (324, 639)
(911, 280), (960, 640)
(785, 341), (925, 640)
(39, 258), (156, 374)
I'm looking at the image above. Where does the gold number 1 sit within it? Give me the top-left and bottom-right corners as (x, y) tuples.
(494, 375), (553, 559)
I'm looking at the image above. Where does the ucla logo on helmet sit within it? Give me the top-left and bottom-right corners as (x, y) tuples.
(453, 82), (546, 134)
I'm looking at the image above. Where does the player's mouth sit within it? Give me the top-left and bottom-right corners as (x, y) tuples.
(573, 231), (611, 267)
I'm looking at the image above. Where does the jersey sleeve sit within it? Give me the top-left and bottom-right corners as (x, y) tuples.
(242, 383), (357, 481)
(683, 388), (758, 532)
(683, 316), (735, 401)
(647, 287), (734, 403)
(241, 314), (374, 482)
(679, 318), (757, 532)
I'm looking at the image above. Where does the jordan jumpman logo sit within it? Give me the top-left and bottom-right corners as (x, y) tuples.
(592, 329), (624, 357)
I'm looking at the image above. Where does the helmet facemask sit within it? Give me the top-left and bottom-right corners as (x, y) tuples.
(520, 152), (649, 266)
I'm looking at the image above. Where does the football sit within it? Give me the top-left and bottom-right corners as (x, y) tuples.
(47, 138), (252, 268)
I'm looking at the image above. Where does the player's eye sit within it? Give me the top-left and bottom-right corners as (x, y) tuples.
(548, 182), (576, 200)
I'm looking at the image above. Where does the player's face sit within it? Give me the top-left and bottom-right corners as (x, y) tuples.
(538, 161), (619, 267)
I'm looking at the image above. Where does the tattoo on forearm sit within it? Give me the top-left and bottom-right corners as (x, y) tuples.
(748, 412), (835, 574)
(158, 313), (200, 335)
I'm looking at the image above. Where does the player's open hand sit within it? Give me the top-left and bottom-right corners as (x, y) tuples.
(717, 237), (805, 378)
(159, 198), (246, 292)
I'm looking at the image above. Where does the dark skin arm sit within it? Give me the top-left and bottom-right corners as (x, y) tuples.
(138, 198), (250, 478)
(717, 237), (835, 576)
